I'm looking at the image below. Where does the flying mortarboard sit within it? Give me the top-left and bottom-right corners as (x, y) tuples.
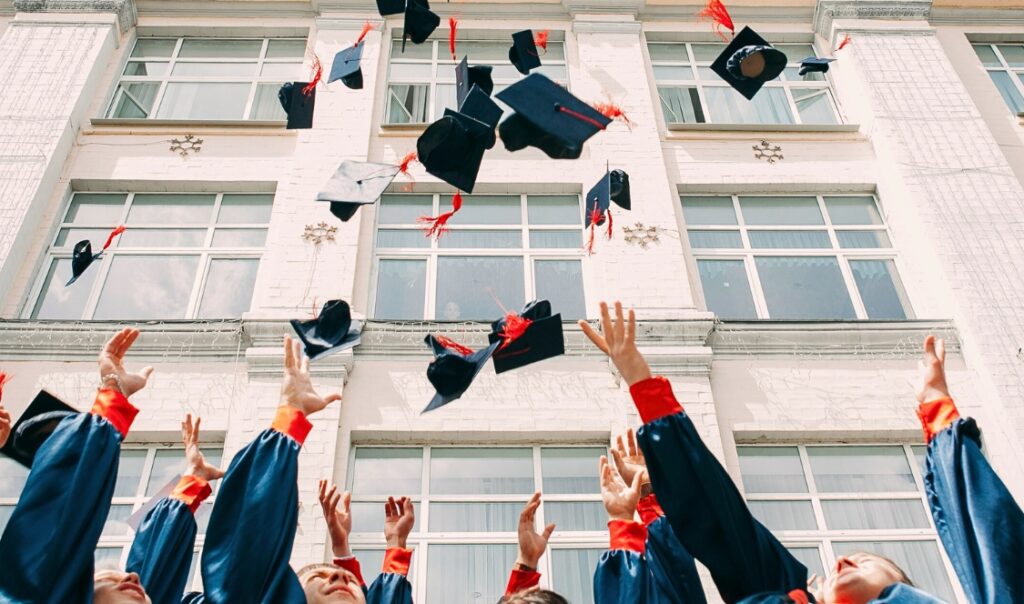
(416, 107), (495, 193)
(798, 56), (835, 76)
(402, 0), (440, 52)
(0, 390), (77, 468)
(496, 73), (611, 160)
(610, 169), (631, 210)
(584, 167), (631, 228)
(290, 299), (363, 361)
(66, 225), (125, 286)
(278, 82), (316, 129)
(423, 335), (500, 413)
(710, 26), (788, 100)
(376, 0), (405, 16)
(509, 29), (542, 75)
(459, 85), (503, 130)
(487, 300), (565, 374)
(317, 160), (402, 221)
(329, 42), (365, 90)
(456, 56), (495, 107)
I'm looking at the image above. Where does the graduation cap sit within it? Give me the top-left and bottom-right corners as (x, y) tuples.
(610, 169), (631, 210)
(496, 74), (611, 160)
(710, 26), (788, 100)
(402, 0), (440, 52)
(509, 29), (542, 75)
(423, 335), (500, 413)
(456, 56), (495, 107)
(0, 390), (77, 468)
(416, 107), (494, 193)
(376, 0), (404, 16)
(486, 300), (565, 374)
(584, 166), (631, 228)
(290, 299), (363, 361)
(798, 57), (835, 76)
(278, 82), (316, 129)
(66, 225), (125, 286)
(317, 160), (401, 221)
(329, 42), (365, 90)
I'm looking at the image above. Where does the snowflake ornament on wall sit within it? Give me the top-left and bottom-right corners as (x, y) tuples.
(169, 134), (203, 157)
(622, 222), (662, 249)
(302, 222), (337, 245)
(753, 140), (784, 164)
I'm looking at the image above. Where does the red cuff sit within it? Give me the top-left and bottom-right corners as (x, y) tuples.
(270, 406), (312, 445)
(505, 568), (541, 596)
(637, 494), (664, 527)
(788, 589), (810, 604)
(609, 519), (647, 553)
(382, 547), (413, 576)
(90, 389), (139, 438)
(333, 556), (366, 587)
(170, 475), (212, 513)
(629, 376), (684, 424)
(917, 397), (960, 444)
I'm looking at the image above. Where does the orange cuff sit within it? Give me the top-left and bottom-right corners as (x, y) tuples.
(917, 397), (960, 443)
(505, 568), (541, 596)
(609, 519), (647, 553)
(629, 376), (684, 424)
(90, 389), (139, 438)
(382, 547), (413, 576)
(270, 406), (312, 445)
(788, 589), (810, 604)
(333, 556), (365, 587)
(170, 475), (212, 513)
(637, 494), (664, 527)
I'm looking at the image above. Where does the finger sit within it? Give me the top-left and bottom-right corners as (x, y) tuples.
(326, 484), (338, 505)
(599, 302), (614, 347)
(283, 335), (294, 369)
(541, 523), (555, 540)
(614, 302), (625, 342)
(611, 448), (625, 470)
(103, 330), (124, 355)
(123, 329), (141, 355)
(937, 338), (946, 364)
(615, 434), (625, 455)
(193, 416), (201, 441)
(318, 479), (327, 501)
(627, 309), (636, 345)
(402, 497), (413, 514)
(112, 328), (132, 356)
(301, 354), (309, 374)
(342, 491), (352, 513)
(324, 393), (343, 405)
(629, 469), (644, 494)
(577, 321), (610, 354)
(293, 340), (303, 371)
(627, 428), (638, 458)
(924, 334), (935, 358)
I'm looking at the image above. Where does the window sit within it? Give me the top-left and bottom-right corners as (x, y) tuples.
(348, 446), (607, 603)
(738, 445), (958, 602)
(972, 43), (1024, 115)
(681, 194), (911, 320)
(106, 37), (307, 121)
(384, 35), (567, 125)
(372, 194), (586, 320)
(647, 42), (840, 125)
(31, 192), (272, 320)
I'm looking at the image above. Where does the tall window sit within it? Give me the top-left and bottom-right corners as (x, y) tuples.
(647, 42), (840, 125)
(972, 43), (1024, 114)
(106, 37), (307, 121)
(738, 444), (958, 602)
(31, 192), (272, 320)
(681, 194), (911, 320)
(348, 446), (607, 603)
(372, 194), (586, 320)
(384, 35), (568, 125)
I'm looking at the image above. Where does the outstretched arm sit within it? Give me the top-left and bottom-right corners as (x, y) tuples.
(504, 492), (555, 596)
(593, 454), (649, 604)
(320, 479), (368, 590)
(366, 496), (415, 604)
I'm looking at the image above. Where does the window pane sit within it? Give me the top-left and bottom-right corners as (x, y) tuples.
(0, 506), (13, 536)
(455, 195), (521, 224)
(681, 196), (737, 225)
(696, 259), (757, 320)
(653, 65), (695, 80)
(430, 448), (533, 495)
(352, 549), (387, 585)
(541, 448), (603, 494)
(787, 547), (825, 578)
(178, 39), (262, 58)
(775, 44), (816, 59)
(850, 259), (909, 320)
(833, 541), (955, 603)
(390, 62), (434, 80)
(527, 195), (580, 225)
(156, 82), (250, 120)
(453, 41), (509, 61)
(65, 193), (127, 223)
(353, 448), (423, 495)
(392, 39), (433, 59)
(687, 230), (743, 248)
(146, 449), (183, 496)
(118, 228), (207, 247)
(706, 87), (794, 124)
(825, 197), (882, 225)
(94, 255), (200, 320)
(837, 231), (891, 248)
(260, 62), (304, 78)
(351, 501), (421, 534)
(438, 230), (521, 248)
(127, 194), (215, 224)
(195, 501), (214, 533)
(218, 194), (273, 223)
(0, 457), (29, 496)
(545, 502), (606, 531)
(171, 62), (257, 76)
(32, 258), (96, 320)
(266, 39), (306, 59)
(529, 230), (581, 248)
(131, 38), (176, 58)
(692, 44), (726, 61)
(988, 71), (1024, 113)
(738, 447), (808, 493)
(648, 43), (689, 61)
(425, 544), (516, 604)
(551, 549), (603, 604)
(808, 446), (916, 492)
(973, 44), (1000, 67)
(198, 258), (259, 318)
(377, 229), (429, 248)
(109, 82), (160, 118)
(375, 259), (426, 319)
(95, 547), (124, 569)
(740, 197), (823, 226)
(435, 257), (524, 320)
(912, 445), (927, 474)
(211, 228), (267, 247)
(748, 230), (831, 249)
(535, 63), (568, 81)
(114, 450), (148, 497)
(997, 44), (1024, 67)
(785, 65), (825, 82)
(250, 83), (288, 120)
(659, 86), (705, 123)
(749, 500), (817, 531)
(428, 503), (520, 531)
(386, 84), (429, 124)
(755, 256), (855, 319)
(433, 84), (457, 120)
(102, 504), (134, 537)
(55, 228), (111, 247)
(822, 499), (930, 530)
(380, 195), (432, 224)
(535, 260), (586, 321)
(793, 89), (838, 124)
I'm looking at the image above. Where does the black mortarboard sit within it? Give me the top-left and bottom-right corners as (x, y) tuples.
(584, 169), (611, 228)
(290, 299), (363, 361)
(487, 300), (565, 374)
(710, 26), (788, 100)
(66, 225), (124, 286)
(496, 74), (611, 160)
(798, 57), (835, 76)
(402, 0), (440, 52)
(610, 169), (631, 211)
(456, 56), (494, 107)
(423, 335), (500, 413)
(509, 29), (542, 75)
(376, 0), (405, 16)
(317, 160), (401, 221)
(278, 82), (316, 129)
(0, 390), (77, 468)
(329, 42), (365, 90)
(416, 108), (493, 193)
(459, 86), (503, 129)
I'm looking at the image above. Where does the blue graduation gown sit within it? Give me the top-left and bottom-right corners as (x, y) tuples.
(736, 583), (944, 604)
(336, 548), (415, 604)
(594, 520), (653, 604)
(646, 513), (707, 604)
(0, 390), (136, 604)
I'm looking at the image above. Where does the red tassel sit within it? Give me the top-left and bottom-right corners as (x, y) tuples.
(585, 201), (603, 255)
(398, 151), (418, 175)
(435, 334), (473, 356)
(449, 17), (458, 60)
(355, 21), (374, 45)
(302, 54), (323, 96)
(498, 313), (533, 350)
(585, 224), (596, 255)
(0, 372), (8, 401)
(697, 0), (735, 42)
(102, 225), (126, 251)
(534, 30), (550, 53)
(836, 33), (852, 51)
(418, 191), (463, 239)
(605, 208), (613, 240)
(557, 105), (608, 130)
(592, 102), (634, 129)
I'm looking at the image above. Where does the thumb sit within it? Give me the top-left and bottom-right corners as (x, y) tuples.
(541, 523), (556, 540)
(324, 393), (343, 404)
(140, 366), (154, 380)
(630, 469), (644, 494)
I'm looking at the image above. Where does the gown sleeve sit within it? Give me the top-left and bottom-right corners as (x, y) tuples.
(593, 519), (650, 604)
(366, 547), (414, 604)
(640, 494), (707, 604)
(0, 389), (138, 604)
(504, 567), (541, 596)
(918, 397), (1024, 604)
(126, 475), (213, 604)
(631, 376), (808, 603)
(197, 406), (311, 604)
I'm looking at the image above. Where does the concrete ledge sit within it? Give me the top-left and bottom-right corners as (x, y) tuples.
(667, 123), (861, 134)
(90, 118), (288, 129)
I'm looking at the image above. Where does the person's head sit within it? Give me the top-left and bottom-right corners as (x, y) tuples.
(498, 589), (570, 604)
(298, 563), (366, 604)
(93, 570), (151, 604)
(822, 552), (914, 604)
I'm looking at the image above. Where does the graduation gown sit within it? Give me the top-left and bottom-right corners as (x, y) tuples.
(334, 548), (415, 603)
(0, 389), (138, 604)
(593, 519), (652, 604)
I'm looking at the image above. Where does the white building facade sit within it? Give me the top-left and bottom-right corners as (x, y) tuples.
(1, 0), (1023, 601)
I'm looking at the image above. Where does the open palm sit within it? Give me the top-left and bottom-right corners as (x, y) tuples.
(281, 336), (341, 416)
(99, 328), (153, 397)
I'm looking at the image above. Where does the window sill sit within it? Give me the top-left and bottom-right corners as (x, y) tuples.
(667, 123), (861, 134)
(379, 123), (428, 136)
(87, 118), (290, 133)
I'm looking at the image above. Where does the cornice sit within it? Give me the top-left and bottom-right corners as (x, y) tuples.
(13, 0), (135, 31)
(135, 0), (314, 18)
(813, 0), (933, 37)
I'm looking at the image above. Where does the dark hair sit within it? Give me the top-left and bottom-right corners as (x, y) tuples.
(498, 590), (570, 604)
(851, 551), (915, 587)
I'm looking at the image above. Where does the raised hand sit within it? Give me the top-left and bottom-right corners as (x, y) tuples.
(516, 492), (556, 569)
(0, 404), (10, 449)
(916, 335), (951, 403)
(182, 414), (224, 482)
(384, 496), (415, 549)
(318, 480), (353, 557)
(578, 301), (652, 386)
(280, 335), (342, 416)
(98, 328), (154, 397)
(611, 428), (646, 486)
(807, 573), (824, 603)
(600, 455), (643, 522)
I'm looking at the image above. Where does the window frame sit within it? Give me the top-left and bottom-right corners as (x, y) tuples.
(971, 43), (1024, 115)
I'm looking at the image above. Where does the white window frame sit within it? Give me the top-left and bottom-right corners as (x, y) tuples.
(971, 43), (1024, 114)
(682, 193), (913, 320)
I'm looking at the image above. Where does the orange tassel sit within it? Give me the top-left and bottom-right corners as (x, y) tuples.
(102, 225), (126, 250)
(534, 29), (550, 53)
(418, 191), (463, 239)
(697, 0), (735, 42)
(398, 151), (418, 175)
(355, 21), (374, 45)
(605, 208), (613, 240)
(498, 313), (533, 350)
(592, 102), (634, 129)
(449, 17), (458, 60)
(0, 372), (8, 400)
(302, 54), (323, 96)
(836, 33), (852, 51)
(435, 334), (473, 356)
